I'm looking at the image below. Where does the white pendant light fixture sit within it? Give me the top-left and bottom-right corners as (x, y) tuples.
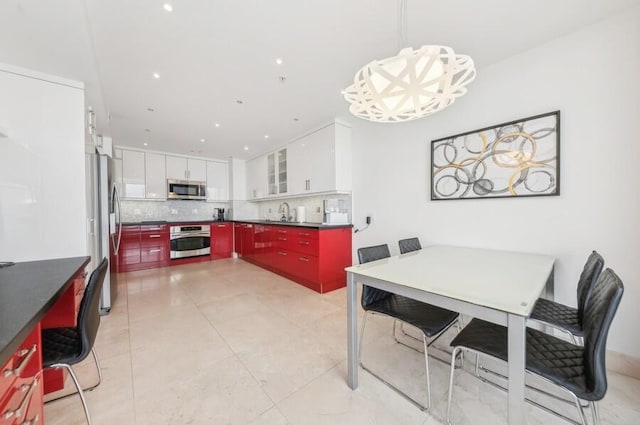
(343, 0), (476, 123)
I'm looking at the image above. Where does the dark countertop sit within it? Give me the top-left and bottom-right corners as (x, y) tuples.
(0, 256), (90, 366)
(122, 220), (352, 229)
(234, 220), (353, 229)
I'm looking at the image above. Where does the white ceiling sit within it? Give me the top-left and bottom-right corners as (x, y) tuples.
(1, 0), (637, 160)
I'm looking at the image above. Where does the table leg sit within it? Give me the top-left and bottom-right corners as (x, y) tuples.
(347, 271), (358, 389)
(507, 314), (526, 425)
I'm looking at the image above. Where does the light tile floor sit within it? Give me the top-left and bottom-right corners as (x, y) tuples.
(44, 259), (640, 425)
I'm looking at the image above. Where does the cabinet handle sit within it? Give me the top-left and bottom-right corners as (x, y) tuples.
(305, 179), (310, 191)
(217, 224), (226, 227)
(299, 257), (309, 262)
(149, 249), (161, 253)
(3, 377), (38, 420)
(3, 344), (37, 378)
(19, 413), (39, 425)
(278, 237), (287, 241)
(299, 241), (310, 246)
(279, 251), (287, 256)
(149, 234), (161, 238)
(299, 232), (310, 236)
(278, 230), (287, 234)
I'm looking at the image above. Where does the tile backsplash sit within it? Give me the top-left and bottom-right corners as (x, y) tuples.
(256, 194), (352, 224)
(120, 193), (351, 224)
(121, 200), (229, 222)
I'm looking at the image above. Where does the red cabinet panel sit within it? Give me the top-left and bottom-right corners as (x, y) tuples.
(118, 224), (169, 271)
(236, 223), (352, 293)
(0, 326), (42, 424)
(211, 222), (233, 259)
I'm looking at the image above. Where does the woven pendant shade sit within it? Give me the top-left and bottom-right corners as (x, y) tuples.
(343, 45), (476, 123)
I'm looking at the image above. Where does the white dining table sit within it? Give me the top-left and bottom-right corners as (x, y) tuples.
(345, 245), (555, 425)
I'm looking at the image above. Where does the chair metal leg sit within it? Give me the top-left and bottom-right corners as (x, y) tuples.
(86, 349), (103, 392)
(422, 334), (431, 411)
(590, 401), (601, 425)
(572, 393), (588, 425)
(48, 363), (92, 425)
(446, 347), (460, 425)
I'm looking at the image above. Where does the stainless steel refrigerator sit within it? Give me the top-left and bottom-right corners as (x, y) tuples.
(93, 148), (122, 314)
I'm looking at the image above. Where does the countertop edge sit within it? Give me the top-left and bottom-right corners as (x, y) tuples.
(122, 220), (353, 229)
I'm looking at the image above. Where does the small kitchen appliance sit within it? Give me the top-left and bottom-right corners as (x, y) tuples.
(322, 199), (349, 224)
(215, 208), (225, 221)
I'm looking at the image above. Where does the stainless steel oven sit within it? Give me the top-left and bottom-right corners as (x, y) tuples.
(170, 225), (210, 259)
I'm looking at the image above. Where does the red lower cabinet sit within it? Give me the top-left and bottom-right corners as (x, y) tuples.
(237, 223), (352, 293)
(117, 225), (169, 272)
(0, 326), (43, 425)
(210, 222), (233, 259)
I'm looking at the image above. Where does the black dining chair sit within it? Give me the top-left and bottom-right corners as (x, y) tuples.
(41, 257), (108, 425)
(529, 251), (604, 344)
(446, 268), (624, 425)
(398, 237), (422, 254)
(358, 244), (460, 410)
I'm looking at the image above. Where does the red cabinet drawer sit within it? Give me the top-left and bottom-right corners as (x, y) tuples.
(292, 229), (319, 240)
(121, 225), (141, 236)
(291, 254), (319, 281)
(0, 375), (40, 425)
(140, 224), (168, 233)
(141, 245), (169, 264)
(1, 327), (41, 422)
(140, 233), (168, 248)
(289, 236), (318, 256)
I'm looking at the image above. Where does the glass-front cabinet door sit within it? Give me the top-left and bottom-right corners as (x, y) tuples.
(278, 148), (287, 194)
(268, 153), (277, 195)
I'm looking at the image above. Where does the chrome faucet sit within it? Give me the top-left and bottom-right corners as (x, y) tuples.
(278, 202), (290, 222)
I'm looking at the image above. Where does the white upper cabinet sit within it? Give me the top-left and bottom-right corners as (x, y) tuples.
(145, 152), (166, 199)
(206, 161), (229, 201)
(187, 158), (206, 181)
(166, 156), (207, 181)
(246, 155), (268, 200)
(121, 150), (145, 198)
(288, 121), (352, 196)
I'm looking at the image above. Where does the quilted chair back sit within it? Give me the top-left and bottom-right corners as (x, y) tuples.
(398, 237), (422, 255)
(582, 268), (623, 400)
(357, 244), (391, 308)
(576, 251), (605, 324)
(77, 257), (109, 362)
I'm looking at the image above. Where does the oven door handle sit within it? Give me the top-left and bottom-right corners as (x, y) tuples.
(170, 232), (211, 239)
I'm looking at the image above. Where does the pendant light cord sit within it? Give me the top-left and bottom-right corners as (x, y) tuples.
(398, 0), (408, 50)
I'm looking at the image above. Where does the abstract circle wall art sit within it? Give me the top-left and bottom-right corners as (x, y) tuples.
(430, 111), (560, 200)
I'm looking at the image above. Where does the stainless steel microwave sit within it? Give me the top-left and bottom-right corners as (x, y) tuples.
(167, 179), (206, 200)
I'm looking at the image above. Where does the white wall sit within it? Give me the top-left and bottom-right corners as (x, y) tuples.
(0, 64), (86, 262)
(350, 7), (640, 358)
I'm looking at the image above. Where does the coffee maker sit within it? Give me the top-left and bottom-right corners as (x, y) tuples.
(214, 208), (225, 221)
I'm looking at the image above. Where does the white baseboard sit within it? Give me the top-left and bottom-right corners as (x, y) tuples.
(607, 350), (640, 380)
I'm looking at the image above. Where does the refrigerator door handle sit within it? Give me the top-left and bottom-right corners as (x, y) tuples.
(112, 184), (123, 255)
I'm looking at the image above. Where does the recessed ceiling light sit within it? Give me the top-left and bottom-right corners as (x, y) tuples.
(145, 128), (151, 132)
(143, 142), (148, 146)
(243, 146), (249, 151)
(264, 135), (269, 139)
(215, 123), (220, 128)
(279, 76), (287, 83)
(340, 90), (346, 95)
(163, 3), (173, 12)
(275, 58), (283, 65)
(147, 108), (155, 112)
(200, 138), (205, 143)
(293, 117), (299, 122)
(236, 100), (243, 104)
(153, 72), (160, 79)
